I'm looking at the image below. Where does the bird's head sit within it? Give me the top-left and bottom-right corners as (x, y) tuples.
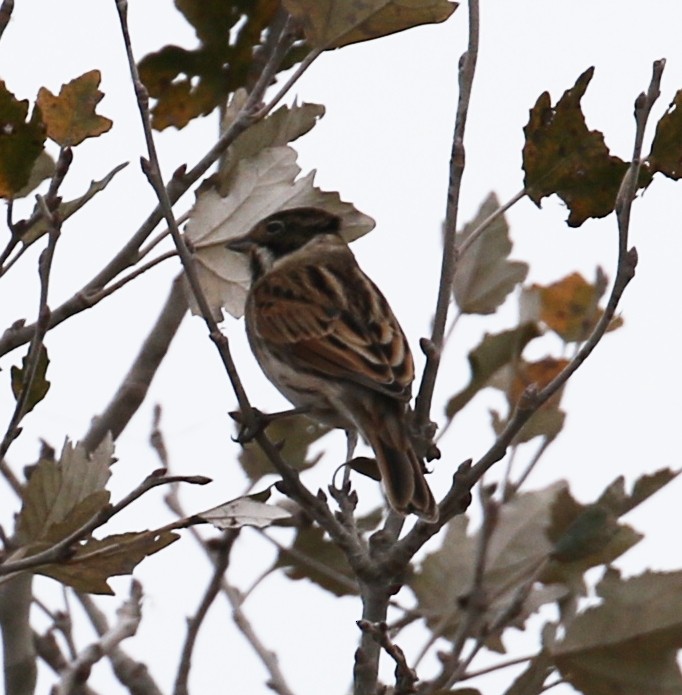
(227, 208), (343, 279)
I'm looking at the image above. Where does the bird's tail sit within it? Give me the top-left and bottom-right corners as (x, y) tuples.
(360, 405), (438, 523)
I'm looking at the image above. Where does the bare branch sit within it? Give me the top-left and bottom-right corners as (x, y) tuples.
(54, 581), (142, 695)
(76, 592), (164, 695)
(414, 0), (480, 429)
(0, 574), (36, 695)
(81, 273), (187, 453)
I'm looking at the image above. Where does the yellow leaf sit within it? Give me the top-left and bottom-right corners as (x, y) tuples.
(37, 70), (112, 146)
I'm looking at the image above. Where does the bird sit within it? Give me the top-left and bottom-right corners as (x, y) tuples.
(227, 207), (438, 522)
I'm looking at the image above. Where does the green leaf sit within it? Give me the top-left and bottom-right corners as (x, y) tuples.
(523, 68), (630, 227)
(36, 530), (179, 595)
(282, 0), (458, 49)
(17, 438), (113, 545)
(445, 323), (540, 418)
(647, 89), (682, 179)
(0, 81), (46, 199)
(454, 193), (528, 314)
(554, 569), (682, 695)
(10, 344), (51, 415)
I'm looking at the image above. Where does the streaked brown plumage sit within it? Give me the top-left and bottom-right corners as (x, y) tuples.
(228, 207), (437, 522)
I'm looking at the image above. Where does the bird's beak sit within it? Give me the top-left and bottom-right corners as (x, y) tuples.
(226, 236), (253, 253)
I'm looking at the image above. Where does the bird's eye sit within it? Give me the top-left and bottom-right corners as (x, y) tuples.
(265, 220), (285, 235)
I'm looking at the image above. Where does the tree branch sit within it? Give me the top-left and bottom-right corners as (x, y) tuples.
(54, 581), (142, 695)
(414, 0), (480, 429)
(81, 272), (187, 454)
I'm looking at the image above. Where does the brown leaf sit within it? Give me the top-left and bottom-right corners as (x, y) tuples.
(17, 438), (113, 545)
(0, 81), (46, 198)
(275, 524), (358, 597)
(454, 193), (529, 315)
(445, 323), (541, 418)
(554, 569), (682, 695)
(283, 0), (457, 49)
(523, 68), (629, 227)
(36, 530), (179, 595)
(10, 344), (51, 415)
(36, 70), (112, 146)
(647, 89), (682, 179)
(523, 270), (611, 343)
(238, 413), (330, 483)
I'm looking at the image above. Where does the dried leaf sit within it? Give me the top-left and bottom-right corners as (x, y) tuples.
(14, 150), (55, 199)
(503, 649), (554, 695)
(219, 97), (325, 193)
(238, 413), (329, 483)
(0, 81), (46, 198)
(185, 145), (374, 318)
(647, 89), (682, 179)
(17, 437), (113, 545)
(523, 68), (629, 227)
(198, 494), (291, 530)
(10, 344), (51, 415)
(283, 0), (458, 49)
(138, 0), (280, 130)
(445, 323), (540, 418)
(523, 271), (610, 343)
(275, 524), (358, 597)
(454, 193), (528, 314)
(554, 569), (682, 695)
(36, 70), (112, 146)
(36, 530), (178, 595)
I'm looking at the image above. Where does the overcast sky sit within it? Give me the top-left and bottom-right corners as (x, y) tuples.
(1, 2), (682, 693)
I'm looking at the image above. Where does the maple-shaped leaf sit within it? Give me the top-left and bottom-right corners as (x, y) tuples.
(184, 145), (374, 318)
(647, 89), (682, 180)
(445, 323), (541, 418)
(36, 530), (178, 595)
(236, 412), (329, 483)
(554, 568), (682, 695)
(454, 193), (529, 314)
(219, 94), (325, 193)
(36, 70), (112, 146)
(275, 524), (358, 597)
(138, 0), (281, 130)
(0, 81), (46, 198)
(542, 486), (642, 592)
(523, 68), (629, 227)
(21, 162), (128, 245)
(10, 344), (51, 415)
(282, 0), (458, 49)
(17, 437), (113, 546)
(198, 493), (291, 530)
(521, 269), (624, 343)
(411, 484), (568, 647)
(489, 357), (569, 443)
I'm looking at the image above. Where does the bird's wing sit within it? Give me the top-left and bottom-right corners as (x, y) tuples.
(250, 251), (413, 399)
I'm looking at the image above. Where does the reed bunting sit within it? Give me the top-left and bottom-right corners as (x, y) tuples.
(227, 207), (438, 522)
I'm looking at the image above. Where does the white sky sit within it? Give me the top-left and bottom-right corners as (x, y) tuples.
(1, 2), (682, 694)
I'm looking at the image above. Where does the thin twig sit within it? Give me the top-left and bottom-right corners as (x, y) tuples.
(0, 472), (209, 578)
(165, 485), (296, 695)
(76, 592), (164, 695)
(53, 581), (142, 695)
(173, 532), (237, 695)
(81, 273), (187, 453)
(0, 193), (62, 478)
(414, 0), (480, 429)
